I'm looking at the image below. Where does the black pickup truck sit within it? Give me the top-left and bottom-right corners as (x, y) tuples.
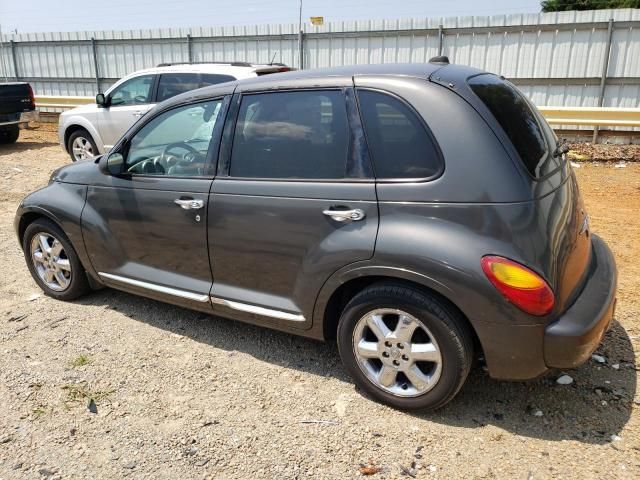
(0, 82), (38, 144)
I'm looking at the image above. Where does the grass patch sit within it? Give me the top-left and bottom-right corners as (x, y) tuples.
(69, 354), (91, 368)
(32, 406), (47, 418)
(62, 383), (114, 408)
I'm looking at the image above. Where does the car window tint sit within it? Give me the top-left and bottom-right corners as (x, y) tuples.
(357, 90), (442, 179)
(124, 100), (223, 176)
(156, 73), (201, 102)
(468, 74), (559, 178)
(200, 74), (236, 87)
(109, 75), (154, 106)
(230, 90), (349, 179)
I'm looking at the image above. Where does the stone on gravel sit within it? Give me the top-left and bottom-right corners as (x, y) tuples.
(556, 375), (574, 385)
(592, 354), (606, 363)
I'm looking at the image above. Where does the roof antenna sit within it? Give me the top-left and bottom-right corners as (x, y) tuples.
(270, 51), (278, 65)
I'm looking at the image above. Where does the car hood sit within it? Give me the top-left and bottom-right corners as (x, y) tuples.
(60, 103), (98, 116)
(51, 157), (102, 184)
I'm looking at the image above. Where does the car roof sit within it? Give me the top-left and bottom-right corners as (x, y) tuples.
(159, 62), (487, 108)
(120, 62), (286, 79)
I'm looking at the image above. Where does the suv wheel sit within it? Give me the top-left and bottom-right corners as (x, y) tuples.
(67, 129), (98, 161)
(23, 218), (90, 300)
(337, 282), (473, 411)
(0, 125), (20, 144)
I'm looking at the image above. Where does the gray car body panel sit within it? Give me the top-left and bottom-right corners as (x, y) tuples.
(15, 63), (614, 380)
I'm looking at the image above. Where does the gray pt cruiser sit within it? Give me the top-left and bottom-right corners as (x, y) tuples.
(15, 59), (617, 410)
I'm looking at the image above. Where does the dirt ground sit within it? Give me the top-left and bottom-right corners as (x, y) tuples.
(0, 126), (639, 479)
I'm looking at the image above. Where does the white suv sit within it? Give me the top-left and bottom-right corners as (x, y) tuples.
(58, 62), (291, 161)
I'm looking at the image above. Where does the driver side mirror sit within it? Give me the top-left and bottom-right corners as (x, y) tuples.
(96, 93), (109, 107)
(98, 152), (125, 176)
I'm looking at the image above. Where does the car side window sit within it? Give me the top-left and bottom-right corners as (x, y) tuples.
(200, 74), (236, 87)
(357, 90), (442, 179)
(109, 75), (155, 106)
(229, 90), (349, 179)
(156, 73), (201, 102)
(124, 100), (223, 177)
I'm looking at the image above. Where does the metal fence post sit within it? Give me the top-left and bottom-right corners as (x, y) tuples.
(10, 40), (19, 80)
(298, 30), (304, 69)
(438, 24), (443, 56)
(91, 37), (100, 93)
(593, 18), (614, 144)
(187, 34), (193, 62)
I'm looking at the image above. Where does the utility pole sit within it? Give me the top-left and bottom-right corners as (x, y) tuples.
(298, 0), (304, 69)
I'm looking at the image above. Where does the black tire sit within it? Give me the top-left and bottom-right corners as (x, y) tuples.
(0, 125), (20, 144)
(337, 282), (474, 411)
(22, 218), (91, 301)
(67, 129), (98, 162)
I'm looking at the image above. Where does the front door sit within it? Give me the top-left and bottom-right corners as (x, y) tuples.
(208, 88), (378, 329)
(83, 97), (227, 311)
(98, 74), (156, 150)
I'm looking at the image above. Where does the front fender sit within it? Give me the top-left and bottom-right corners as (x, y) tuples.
(15, 183), (97, 280)
(59, 114), (105, 154)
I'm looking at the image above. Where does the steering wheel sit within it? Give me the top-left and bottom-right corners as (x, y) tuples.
(160, 142), (200, 165)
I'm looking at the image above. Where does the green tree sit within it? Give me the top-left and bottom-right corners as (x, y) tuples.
(541, 0), (640, 11)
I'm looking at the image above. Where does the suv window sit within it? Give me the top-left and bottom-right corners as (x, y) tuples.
(468, 74), (559, 178)
(200, 73), (236, 87)
(230, 90), (349, 179)
(357, 90), (442, 179)
(124, 100), (223, 176)
(156, 73), (237, 103)
(109, 75), (154, 106)
(157, 73), (201, 102)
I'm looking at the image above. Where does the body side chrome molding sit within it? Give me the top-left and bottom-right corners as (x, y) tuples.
(98, 272), (210, 303)
(210, 296), (306, 322)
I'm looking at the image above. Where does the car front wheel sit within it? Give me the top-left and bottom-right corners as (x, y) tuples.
(67, 129), (98, 161)
(337, 282), (474, 411)
(22, 218), (90, 300)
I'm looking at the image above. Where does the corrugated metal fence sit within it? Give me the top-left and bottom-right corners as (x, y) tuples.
(1, 8), (639, 134)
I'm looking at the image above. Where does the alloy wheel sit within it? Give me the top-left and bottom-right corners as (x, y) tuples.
(30, 232), (72, 291)
(352, 308), (442, 397)
(71, 136), (94, 160)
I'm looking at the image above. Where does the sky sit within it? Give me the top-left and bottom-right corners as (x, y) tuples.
(0, 0), (542, 34)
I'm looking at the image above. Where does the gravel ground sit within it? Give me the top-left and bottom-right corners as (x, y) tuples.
(0, 127), (639, 479)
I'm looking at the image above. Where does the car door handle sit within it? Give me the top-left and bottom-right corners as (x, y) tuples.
(322, 208), (366, 222)
(174, 198), (204, 210)
(132, 111), (145, 117)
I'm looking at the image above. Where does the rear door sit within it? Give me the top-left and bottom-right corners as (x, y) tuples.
(208, 85), (378, 330)
(99, 74), (156, 150)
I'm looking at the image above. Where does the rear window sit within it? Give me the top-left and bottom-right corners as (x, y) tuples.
(468, 74), (558, 178)
(357, 90), (442, 179)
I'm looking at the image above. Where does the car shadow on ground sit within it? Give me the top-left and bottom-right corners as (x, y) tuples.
(79, 289), (636, 445)
(0, 140), (59, 153)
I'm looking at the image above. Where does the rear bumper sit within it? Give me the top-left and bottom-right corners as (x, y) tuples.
(0, 110), (39, 127)
(543, 234), (617, 368)
(476, 234), (617, 380)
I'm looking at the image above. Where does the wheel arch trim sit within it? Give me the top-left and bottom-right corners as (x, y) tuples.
(313, 263), (460, 337)
(61, 117), (104, 155)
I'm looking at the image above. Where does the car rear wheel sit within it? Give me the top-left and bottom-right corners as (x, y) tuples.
(337, 282), (474, 411)
(22, 218), (90, 300)
(67, 129), (98, 161)
(0, 125), (20, 144)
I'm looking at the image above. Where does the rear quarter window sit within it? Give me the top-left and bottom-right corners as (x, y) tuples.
(468, 74), (560, 178)
(356, 90), (442, 180)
